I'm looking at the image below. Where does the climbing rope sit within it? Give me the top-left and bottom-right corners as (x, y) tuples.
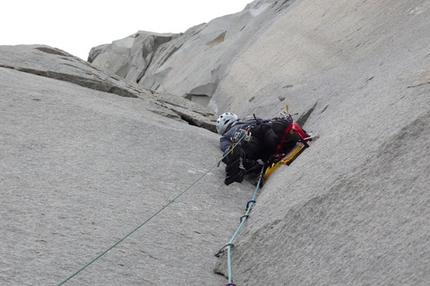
(214, 165), (265, 286)
(57, 139), (245, 285)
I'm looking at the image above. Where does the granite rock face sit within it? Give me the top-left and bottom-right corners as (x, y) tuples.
(210, 0), (430, 285)
(2, 0), (430, 285)
(0, 45), (217, 133)
(89, 0), (294, 112)
(0, 45), (249, 285)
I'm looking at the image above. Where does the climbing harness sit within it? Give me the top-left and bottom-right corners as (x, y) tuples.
(214, 166), (265, 286)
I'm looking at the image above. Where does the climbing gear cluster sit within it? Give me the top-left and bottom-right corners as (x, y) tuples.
(57, 104), (316, 286)
(215, 105), (318, 285)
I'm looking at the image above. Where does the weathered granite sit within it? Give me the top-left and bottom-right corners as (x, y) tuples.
(90, 0), (294, 111)
(212, 0), (430, 285)
(1, 0), (430, 285)
(0, 45), (217, 132)
(0, 48), (250, 286)
(90, 0), (430, 284)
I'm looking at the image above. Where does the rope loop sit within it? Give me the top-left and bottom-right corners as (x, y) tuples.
(245, 199), (256, 210)
(240, 214), (249, 223)
(215, 166), (265, 285)
(214, 243), (235, 258)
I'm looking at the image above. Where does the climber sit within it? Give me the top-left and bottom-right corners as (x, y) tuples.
(216, 112), (298, 185)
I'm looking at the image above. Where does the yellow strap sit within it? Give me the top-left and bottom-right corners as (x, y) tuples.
(263, 143), (305, 180)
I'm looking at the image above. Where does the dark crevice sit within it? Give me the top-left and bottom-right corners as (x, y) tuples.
(35, 46), (68, 56)
(176, 111), (217, 133)
(0, 64), (138, 98)
(180, 115), (198, 126)
(320, 104), (329, 114)
(296, 102), (317, 127)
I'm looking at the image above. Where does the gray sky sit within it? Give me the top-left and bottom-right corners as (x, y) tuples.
(2, 0), (251, 60)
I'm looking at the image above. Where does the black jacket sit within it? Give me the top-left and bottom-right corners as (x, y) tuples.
(220, 118), (279, 162)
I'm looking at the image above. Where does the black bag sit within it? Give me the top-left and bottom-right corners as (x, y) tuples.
(270, 117), (297, 154)
(270, 117), (293, 138)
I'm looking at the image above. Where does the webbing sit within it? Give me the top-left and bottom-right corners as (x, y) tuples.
(215, 166), (265, 285)
(58, 139), (244, 285)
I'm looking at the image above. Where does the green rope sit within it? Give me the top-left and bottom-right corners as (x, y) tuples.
(218, 166), (265, 285)
(58, 135), (246, 285)
(57, 145), (242, 285)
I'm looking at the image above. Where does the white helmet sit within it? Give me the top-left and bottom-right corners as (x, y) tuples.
(216, 112), (239, 135)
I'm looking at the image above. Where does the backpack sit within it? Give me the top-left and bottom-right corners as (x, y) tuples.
(270, 116), (306, 156)
(270, 117), (293, 139)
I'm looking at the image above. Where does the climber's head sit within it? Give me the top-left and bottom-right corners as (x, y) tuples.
(216, 112), (239, 135)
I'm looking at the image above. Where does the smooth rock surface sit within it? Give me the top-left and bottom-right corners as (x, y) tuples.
(211, 0), (430, 285)
(0, 50), (253, 285)
(2, 0), (430, 285)
(90, 0), (293, 111)
(0, 45), (217, 133)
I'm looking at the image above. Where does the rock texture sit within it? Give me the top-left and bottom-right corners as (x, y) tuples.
(2, 0), (430, 285)
(210, 0), (430, 285)
(89, 0), (294, 112)
(0, 45), (250, 286)
(0, 45), (217, 133)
